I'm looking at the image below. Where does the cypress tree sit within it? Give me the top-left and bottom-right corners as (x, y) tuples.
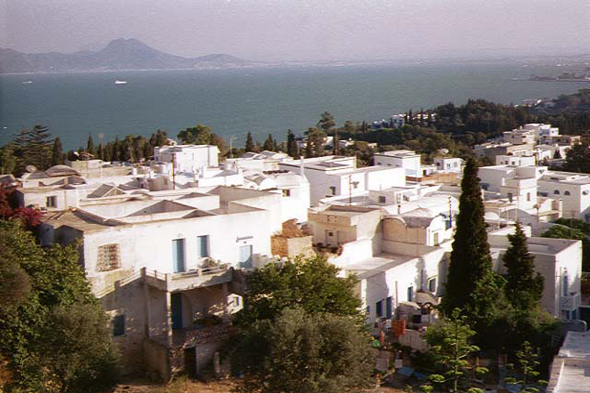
(263, 134), (275, 151)
(287, 129), (299, 158)
(503, 223), (544, 310)
(97, 143), (105, 161)
(86, 133), (96, 156)
(441, 158), (498, 325)
(245, 132), (255, 152)
(51, 137), (63, 166)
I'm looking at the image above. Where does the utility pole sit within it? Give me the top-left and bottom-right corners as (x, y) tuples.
(229, 136), (236, 158)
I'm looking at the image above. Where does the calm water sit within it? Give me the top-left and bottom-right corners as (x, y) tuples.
(0, 63), (587, 149)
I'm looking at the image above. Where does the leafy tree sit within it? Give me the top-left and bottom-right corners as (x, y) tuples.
(421, 309), (488, 393)
(317, 111), (338, 154)
(177, 124), (212, 145)
(503, 223), (544, 310)
(231, 308), (372, 393)
(245, 132), (255, 152)
(553, 149), (562, 159)
(0, 220), (119, 392)
(505, 341), (547, 393)
(0, 144), (18, 175)
(286, 130), (299, 158)
(51, 137), (63, 166)
(209, 133), (227, 156)
(563, 142), (590, 174)
(235, 255), (362, 326)
(262, 134), (275, 151)
(441, 158), (499, 333)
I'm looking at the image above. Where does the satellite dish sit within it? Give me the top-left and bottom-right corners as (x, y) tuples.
(25, 165), (37, 173)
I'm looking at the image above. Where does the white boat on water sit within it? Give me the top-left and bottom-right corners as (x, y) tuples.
(114, 80), (128, 85)
(22, 80), (33, 84)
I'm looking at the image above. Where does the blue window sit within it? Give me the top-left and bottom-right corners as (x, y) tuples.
(407, 286), (414, 302)
(172, 239), (185, 273)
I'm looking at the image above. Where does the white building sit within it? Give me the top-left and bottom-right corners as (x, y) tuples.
(489, 227), (583, 320)
(42, 185), (283, 378)
(433, 157), (463, 174)
(538, 171), (590, 221)
(374, 150), (422, 178)
(154, 145), (219, 172)
(495, 155), (536, 166)
(278, 156), (406, 206)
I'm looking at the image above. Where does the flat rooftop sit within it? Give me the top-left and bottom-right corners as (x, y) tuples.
(344, 253), (416, 279)
(549, 331), (590, 392)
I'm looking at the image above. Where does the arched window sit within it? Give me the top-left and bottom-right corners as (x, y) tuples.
(564, 191), (571, 196)
(554, 190), (560, 195)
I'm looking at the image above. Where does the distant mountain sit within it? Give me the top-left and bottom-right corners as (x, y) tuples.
(0, 38), (252, 74)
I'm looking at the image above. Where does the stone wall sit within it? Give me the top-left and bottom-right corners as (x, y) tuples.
(271, 235), (314, 258)
(143, 339), (171, 382)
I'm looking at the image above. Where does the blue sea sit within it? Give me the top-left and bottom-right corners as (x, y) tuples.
(0, 63), (587, 149)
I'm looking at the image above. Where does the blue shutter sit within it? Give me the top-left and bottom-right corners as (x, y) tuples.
(385, 297), (392, 318)
(172, 239), (185, 273)
(197, 235), (209, 258)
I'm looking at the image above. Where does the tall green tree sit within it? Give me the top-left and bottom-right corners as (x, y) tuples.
(177, 124), (212, 145)
(305, 127), (326, 158)
(286, 130), (299, 158)
(245, 132), (255, 152)
(51, 138), (63, 166)
(231, 308), (372, 393)
(317, 112), (337, 154)
(86, 134), (96, 156)
(0, 220), (119, 393)
(503, 223), (544, 310)
(441, 158), (499, 329)
(13, 125), (53, 172)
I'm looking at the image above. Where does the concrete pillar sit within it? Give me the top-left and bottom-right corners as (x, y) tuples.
(143, 282), (151, 338)
(222, 283), (230, 322)
(165, 291), (173, 347)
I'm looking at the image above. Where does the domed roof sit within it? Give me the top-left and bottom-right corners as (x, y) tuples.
(45, 165), (80, 177)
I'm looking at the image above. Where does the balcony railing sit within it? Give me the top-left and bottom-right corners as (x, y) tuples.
(561, 292), (581, 311)
(142, 264), (233, 292)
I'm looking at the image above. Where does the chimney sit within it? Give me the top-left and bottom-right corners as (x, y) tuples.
(299, 156), (305, 177)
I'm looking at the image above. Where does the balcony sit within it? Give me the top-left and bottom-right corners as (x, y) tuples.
(142, 265), (233, 292)
(561, 292), (581, 311)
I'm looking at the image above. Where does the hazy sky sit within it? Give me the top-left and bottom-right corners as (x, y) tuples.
(1, 0), (589, 61)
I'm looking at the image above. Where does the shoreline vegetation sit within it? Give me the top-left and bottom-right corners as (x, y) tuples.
(2, 88), (589, 177)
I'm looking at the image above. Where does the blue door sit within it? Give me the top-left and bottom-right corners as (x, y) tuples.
(171, 293), (182, 330)
(172, 239), (185, 273)
(239, 245), (253, 268)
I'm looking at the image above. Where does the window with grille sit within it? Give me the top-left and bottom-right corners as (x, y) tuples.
(46, 196), (57, 208)
(97, 244), (121, 271)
